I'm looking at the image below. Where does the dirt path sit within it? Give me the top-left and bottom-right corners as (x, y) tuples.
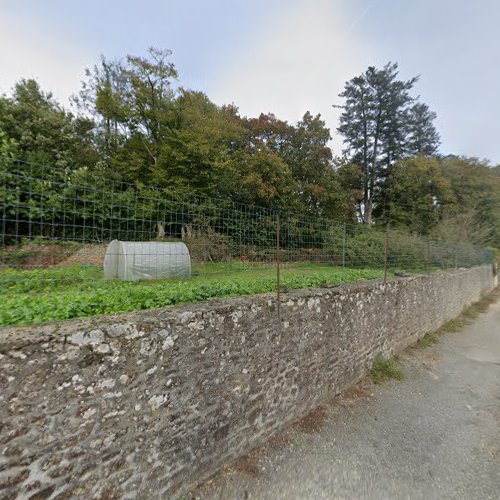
(195, 296), (500, 499)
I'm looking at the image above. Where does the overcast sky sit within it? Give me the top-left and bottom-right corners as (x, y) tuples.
(1, 0), (499, 164)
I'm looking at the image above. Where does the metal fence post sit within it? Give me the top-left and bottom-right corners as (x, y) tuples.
(383, 224), (389, 285)
(342, 223), (346, 269)
(276, 210), (281, 304)
(426, 239), (431, 275)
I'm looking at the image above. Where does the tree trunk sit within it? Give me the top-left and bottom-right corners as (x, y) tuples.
(157, 221), (165, 239)
(181, 224), (193, 240)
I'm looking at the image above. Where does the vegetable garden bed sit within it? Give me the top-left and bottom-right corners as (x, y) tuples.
(0, 262), (385, 327)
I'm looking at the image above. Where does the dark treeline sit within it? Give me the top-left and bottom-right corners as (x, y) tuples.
(0, 48), (499, 246)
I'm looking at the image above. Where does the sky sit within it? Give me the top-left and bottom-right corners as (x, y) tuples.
(1, 0), (499, 164)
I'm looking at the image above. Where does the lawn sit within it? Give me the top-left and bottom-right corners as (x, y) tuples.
(0, 262), (386, 327)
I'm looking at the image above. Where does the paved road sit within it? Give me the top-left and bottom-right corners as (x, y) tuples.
(197, 297), (500, 500)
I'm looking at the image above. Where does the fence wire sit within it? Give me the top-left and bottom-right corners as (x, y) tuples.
(0, 158), (494, 317)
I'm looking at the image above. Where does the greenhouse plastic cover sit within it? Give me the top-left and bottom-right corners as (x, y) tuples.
(104, 240), (191, 281)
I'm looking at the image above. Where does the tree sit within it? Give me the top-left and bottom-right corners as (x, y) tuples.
(336, 63), (440, 224)
(242, 111), (352, 218)
(0, 79), (95, 169)
(75, 47), (179, 178)
(284, 112), (332, 183)
(74, 56), (130, 162)
(406, 103), (440, 156)
(335, 161), (364, 222)
(125, 47), (179, 169)
(0, 80), (98, 243)
(384, 156), (455, 233)
(157, 90), (245, 195)
(287, 112), (358, 219)
(243, 113), (294, 156)
(439, 156), (500, 246)
(430, 210), (493, 247)
(228, 148), (295, 207)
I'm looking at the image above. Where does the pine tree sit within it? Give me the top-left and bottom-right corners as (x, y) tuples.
(406, 103), (440, 156)
(336, 62), (439, 224)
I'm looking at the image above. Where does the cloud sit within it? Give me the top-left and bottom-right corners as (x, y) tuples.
(0, 7), (93, 106)
(210, 0), (371, 153)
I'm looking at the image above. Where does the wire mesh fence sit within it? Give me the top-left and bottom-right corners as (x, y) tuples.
(0, 158), (495, 326)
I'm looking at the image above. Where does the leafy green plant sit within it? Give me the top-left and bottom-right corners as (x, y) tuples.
(0, 263), (385, 327)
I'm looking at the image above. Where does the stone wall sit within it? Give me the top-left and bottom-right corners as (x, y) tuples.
(0, 265), (496, 498)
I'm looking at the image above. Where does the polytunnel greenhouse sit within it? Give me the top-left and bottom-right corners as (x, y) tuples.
(103, 240), (191, 281)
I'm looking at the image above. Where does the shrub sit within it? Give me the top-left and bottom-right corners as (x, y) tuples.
(335, 227), (429, 271)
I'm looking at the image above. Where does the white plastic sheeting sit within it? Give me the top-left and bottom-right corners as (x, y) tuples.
(103, 240), (191, 281)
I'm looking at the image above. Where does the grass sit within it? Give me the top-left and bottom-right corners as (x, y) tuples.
(370, 355), (405, 384)
(413, 287), (500, 351)
(375, 287), (499, 383)
(416, 331), (440, 348)
(0, 262), (386, 328)
(435, 287), (500, 336)
(435, 317), (468, 334)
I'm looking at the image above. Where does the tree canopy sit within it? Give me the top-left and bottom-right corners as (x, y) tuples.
(336, 62), (440, 224)
(0, 51), (498, 246)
